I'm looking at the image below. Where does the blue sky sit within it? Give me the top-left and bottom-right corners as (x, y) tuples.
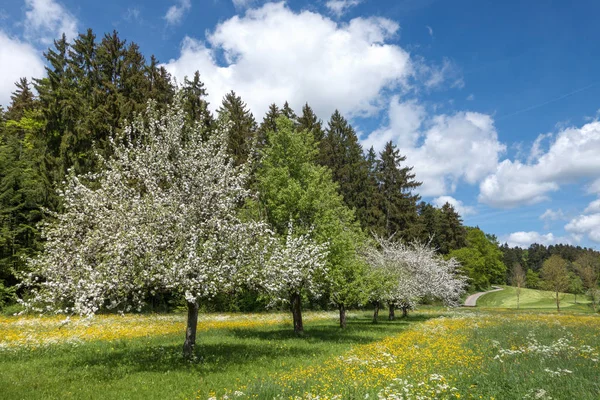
(1, 0), (600, 249)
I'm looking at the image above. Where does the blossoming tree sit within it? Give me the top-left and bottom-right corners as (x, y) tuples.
(365, 237), (467, 320)
(260, 225), (329, 333)
(20, 97), (273, 358)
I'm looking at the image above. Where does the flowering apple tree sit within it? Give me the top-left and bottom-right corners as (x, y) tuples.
(364, 237), (467, 320)
(260, 224), (329, 334)
(20, 96), (273, 358)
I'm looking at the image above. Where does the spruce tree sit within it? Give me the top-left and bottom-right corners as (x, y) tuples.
(321, 110), (372, 230)
(257, 103), (280, 147)
(439, 202), (467, 253)
(217, 91), (257, 166)
(297, 103), (324, 143)
(182, 71), (213, 130)
(281, 101), (297, 124)
(378, 141), (421, 240)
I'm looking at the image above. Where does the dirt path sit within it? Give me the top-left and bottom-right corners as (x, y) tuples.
(463, 286), (503, 307)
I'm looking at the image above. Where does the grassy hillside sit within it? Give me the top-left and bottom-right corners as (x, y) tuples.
(478, 285), (593, 312)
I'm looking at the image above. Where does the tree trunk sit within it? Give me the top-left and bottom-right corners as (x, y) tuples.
(556, 290), (560, 312)
(401, 306), (408, 318)
(388, 304), (395, 321)
(372, 301), (380, 323)
(574, 293), (577, 304)
(339, 304), (346, 329)
(517, 289), (520, 310)
(183, 301), (199, 359)
(291, 292), (304, 334)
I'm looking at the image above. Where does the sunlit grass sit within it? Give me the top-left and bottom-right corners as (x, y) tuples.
(1, 309), (599, 399)
(477, 285), (593, 311)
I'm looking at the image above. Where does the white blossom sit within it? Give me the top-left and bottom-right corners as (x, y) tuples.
(364, 237), (467, 311)
(20, 95), (273, 316)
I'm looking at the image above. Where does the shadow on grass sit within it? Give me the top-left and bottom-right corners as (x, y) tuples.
(5, 313), (440, 383)
(230, 314), (437, 343)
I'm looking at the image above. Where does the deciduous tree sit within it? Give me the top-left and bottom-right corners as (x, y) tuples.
(21, 96), (270, 359)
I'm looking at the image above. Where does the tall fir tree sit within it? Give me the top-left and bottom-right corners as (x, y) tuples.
(297, 103), (324, 143)
(320, 110), (373, 230)
(217, 91), (257, 166)
(281, 101), (297, 124)
(378, 141), (421, 240)
(257, 103), (280, 147)
(181, 71), (213, 131)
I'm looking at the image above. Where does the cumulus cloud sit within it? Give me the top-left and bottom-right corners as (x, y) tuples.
(24, 0), (78, 44)
(432, 196), (476, 216)
(540, 208), (565, 221)
(364, 97), (505, 197)
(163, 2), (413, 119)
(0, 31), (46, 108)
(565, 213), (600, 243)
(565, 199), (600, 243)
(479, 121), (600, 208)
(503, 231), (572, 248)
(326, 0), (362, 17)
(164, 0), (191, 26)
(587, 178), (600, 194)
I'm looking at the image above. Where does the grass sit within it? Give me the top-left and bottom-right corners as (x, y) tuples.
(477, 285), (593, 312)
(1, 309), (599, 399)
(0, 311), (434, 400)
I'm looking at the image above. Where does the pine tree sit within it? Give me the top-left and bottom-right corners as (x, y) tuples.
(439, 202), (467, 253)
(297, 103), (324, 143)
(182, 71), (213, 130)
(320, 110), (373, 229)
(281, 101), (297, 124)
(0, 88), (55, 287)
(6, 79), (35, 120)
(257, 103), (280, 147)
(217, 91), (257, 166)
(378, 141), (421, 240)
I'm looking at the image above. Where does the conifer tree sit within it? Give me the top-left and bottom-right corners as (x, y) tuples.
(257, 103), (280, 147)
(182, 71), (213, 130)
(321, 110), (372, 229)
(378, 141), (421, 240)
(297, 103), (324, 143)
(281, 101), (297, 124)
(217, 91), (257, 166)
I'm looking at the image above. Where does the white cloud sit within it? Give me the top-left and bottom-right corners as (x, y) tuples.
(163, 2), (413, 120)
(564, 198), (600, 243)
(479, 120), (600, 208)
(0, 31), (46, 108)
(24, 0), (78, 44)
(584, 199), (600, 214)
(363, 96), (425, 150)
(565, 213), (600, 243)
(326, 0), (362, 17)
(164, 0), (191, 26)
(417, 57), (463, 89)
(540, 208), (565, 222)
(426, 25), (433, 37)
(503, 231), (571, 248)
(232, 0), (255, 10)
(587, 178), (600, 194)
(124, 7), (141, 22)
(466, 93), (474, 101)
(364, 97), (505, 197)
(432, 195), (476, 216)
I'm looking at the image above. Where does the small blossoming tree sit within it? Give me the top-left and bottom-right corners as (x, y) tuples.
(20, 96), (272, 358)
(260, 224), (329, 334)
(365, 237), (467, 320)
